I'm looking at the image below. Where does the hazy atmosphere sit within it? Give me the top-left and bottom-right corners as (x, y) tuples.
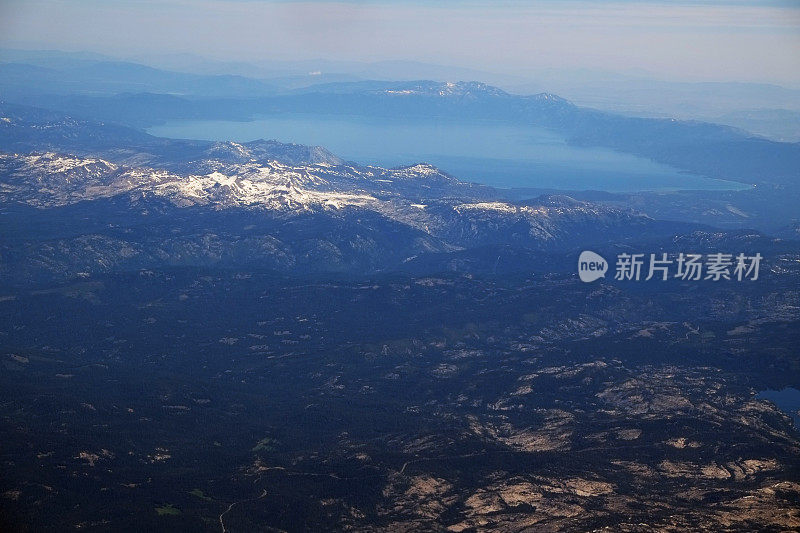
(2, 0), (799, 85)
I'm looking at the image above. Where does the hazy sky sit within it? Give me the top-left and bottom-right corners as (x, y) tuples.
(1, 0), (799, 84)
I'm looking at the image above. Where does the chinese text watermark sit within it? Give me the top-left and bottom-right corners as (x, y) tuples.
(578, 251), (762, 283)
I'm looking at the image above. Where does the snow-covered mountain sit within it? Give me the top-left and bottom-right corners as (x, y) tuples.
(376, 81), (510, 99)
(0, 144), (674, 284)
(0, 106), (706, 284)
(0, 151), (489, 209)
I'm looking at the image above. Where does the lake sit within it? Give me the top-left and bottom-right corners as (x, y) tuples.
(758, 388), (800, 427)
(148, 114), (749, 192)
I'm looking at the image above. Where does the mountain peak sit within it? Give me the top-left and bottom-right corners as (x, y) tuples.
(395, 162), (441, 175)
(526, 92), (572, 106)
(196, 139), (343, 167)
(381, 80), (510, 99)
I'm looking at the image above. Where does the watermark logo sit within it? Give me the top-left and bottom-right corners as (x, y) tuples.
(578, 250), (608, 282)
(579, 251), (762, 282)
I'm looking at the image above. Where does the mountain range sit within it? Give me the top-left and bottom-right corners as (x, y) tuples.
(0, 104), (738, 286)
(3, 51), (800, 533)
(5, 75), (798, 190)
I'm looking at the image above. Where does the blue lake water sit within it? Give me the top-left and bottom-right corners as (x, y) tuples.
(148, 114), (750, 192)
(758, 388), (800, 427)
